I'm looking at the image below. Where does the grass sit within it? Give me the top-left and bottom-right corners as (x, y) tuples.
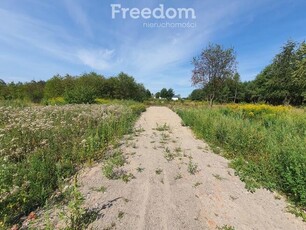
(91, 186), (107, 193)
(102, 151), (126, 179)
(0, 102), (146, 227)
(174, 173), (182, 180)
(188, 159), (198, 175)
(193, 182), (202, 188)
(155, 123), (170, 132)
(176, 103), (306, 211)
(217, 225), (236, 230)
(164, 147), (176, 161)
(118, 211), (124, 220)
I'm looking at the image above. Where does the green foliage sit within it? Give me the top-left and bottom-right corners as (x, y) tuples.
(44, 97), (67, 105)
(102, 151), (126, 179)
(157, 88), (175, 100)
(64, 85), (96, 104)
(191, 43), (237, 106)
(177, 105), (306, 208)
(187, 159), (198, 175)
(0, 72), (151, 104)
(189, 40), (306, 106)
(189, 89), (205, 101)
(0, 103), (145, 226)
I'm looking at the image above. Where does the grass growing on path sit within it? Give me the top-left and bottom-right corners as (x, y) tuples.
(176, 104), (306, 210)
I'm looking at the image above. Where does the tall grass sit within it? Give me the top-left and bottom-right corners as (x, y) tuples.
(176, 104), (306, 209)
(0, 103), (146, 226)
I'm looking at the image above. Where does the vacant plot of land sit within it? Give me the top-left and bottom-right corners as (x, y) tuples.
(33, 106), (305, 229)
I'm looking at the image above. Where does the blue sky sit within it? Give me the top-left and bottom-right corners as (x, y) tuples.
(0, 0), (305, 97)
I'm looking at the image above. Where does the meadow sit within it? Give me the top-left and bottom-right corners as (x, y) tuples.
(0, 101), (145, 226)
(176, 104), (306, 211)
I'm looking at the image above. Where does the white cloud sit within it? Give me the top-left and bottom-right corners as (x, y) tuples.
(77, 49), (115, 70)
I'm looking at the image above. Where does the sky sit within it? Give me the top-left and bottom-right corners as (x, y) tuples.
(0, 0), (306, 97)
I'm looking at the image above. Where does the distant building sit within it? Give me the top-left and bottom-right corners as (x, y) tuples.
(172, 95), (181, 101)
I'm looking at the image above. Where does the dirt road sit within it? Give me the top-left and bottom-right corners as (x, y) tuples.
(76, 107), (304, 229)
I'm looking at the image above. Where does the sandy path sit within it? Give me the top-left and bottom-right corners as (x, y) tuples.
(78, 106), (305, 230)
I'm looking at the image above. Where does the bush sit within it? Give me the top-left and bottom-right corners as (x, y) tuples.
(64, 86), (96, 104)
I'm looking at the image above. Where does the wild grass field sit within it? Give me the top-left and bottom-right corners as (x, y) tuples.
(176, 104), (306, 212)
(0, 101), (146, 227)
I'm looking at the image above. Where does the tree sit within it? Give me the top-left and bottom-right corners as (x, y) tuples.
(160, 88), (168, 99)
(191, 43), (237, 106)
(269, 40), (297, 105)
(44, 75), (66, 99)
(155, 92), (161, 99)
(167, 88), (175, 100)
(0, 79), (6, 99)
(189, 89), (205, 101)
(292, 42), (306, 104)
(159, 88), (174, 100)
(24, 80), (45, 103)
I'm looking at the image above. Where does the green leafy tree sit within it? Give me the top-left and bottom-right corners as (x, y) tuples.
(189, 89), (205, 101)
(167, 88), (175, 100)
(192, 43), (237, 106)
(292, 42), (306, 104)
(160, 88), (168, 99)
(24, 80), (45, 103)
(44, 75), (66, 99)
(64, 85), (96, 104)
(155, 92), (161, 99)
(0, 79), (6, 99)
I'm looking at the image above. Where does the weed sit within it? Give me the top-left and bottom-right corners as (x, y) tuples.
(230, 195), (238, 201)
(213, 174), (225, 181)
(287, 205), (306, 221)
(174, 147), (182, 154)
(102, 151), (125, 179)
(177, 105), (306, 208)
(0, 103), (144, 226)
(61, 174), (100, 230)
(175, 174), (182, 180)
(161, 132), (170, 140)
(217, 225), (235, 230)
(193, 182), (202, 188)
(155, 123), (170, 132)
(164, 147), (175, 161)
(188, 160), (198, 175)
(137, 167), (145, 173)
(121, 173), (135, 183)
(155, 168), (163, 175)
(92, 186), (107, 193)
(118, 211), (124, 220)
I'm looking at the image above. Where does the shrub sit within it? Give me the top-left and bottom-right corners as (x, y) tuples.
(64, 86), (96, 104)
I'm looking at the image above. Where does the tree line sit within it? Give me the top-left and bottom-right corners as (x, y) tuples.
(155, 88), (175, 100)
(190, 41), (306, 106)
(0, 72), (152, 104)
